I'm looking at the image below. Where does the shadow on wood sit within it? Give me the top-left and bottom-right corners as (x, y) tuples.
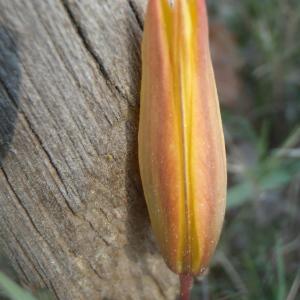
(124, 8), (152, 261)
(0, 1), (178, 299)
(0, 25), (21, 166)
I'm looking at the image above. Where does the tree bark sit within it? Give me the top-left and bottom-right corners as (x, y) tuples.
(0, 1), (178, 299)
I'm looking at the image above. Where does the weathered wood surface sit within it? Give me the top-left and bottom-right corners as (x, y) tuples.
(0, 1), (178, 299)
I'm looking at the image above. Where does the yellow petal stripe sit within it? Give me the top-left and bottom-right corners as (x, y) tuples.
(139, 0), (227, 275)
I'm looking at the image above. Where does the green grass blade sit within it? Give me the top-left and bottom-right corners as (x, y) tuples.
(0, 271), (37, 300)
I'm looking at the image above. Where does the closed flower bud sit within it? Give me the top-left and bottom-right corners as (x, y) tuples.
(138, 0), (227, 285)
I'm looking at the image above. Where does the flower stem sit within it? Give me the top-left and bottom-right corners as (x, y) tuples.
(180, 274), (193, 300)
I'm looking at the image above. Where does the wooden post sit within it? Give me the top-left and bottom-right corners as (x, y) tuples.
(0, 1), (177, 299)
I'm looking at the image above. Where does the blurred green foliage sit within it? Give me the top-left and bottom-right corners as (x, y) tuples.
(192, 0), (300, 299)
(0, 271), (37, 300)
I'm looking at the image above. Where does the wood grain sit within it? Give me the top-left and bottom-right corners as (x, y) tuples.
(0, 1), (177, 299)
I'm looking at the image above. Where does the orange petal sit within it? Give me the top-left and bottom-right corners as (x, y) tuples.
(138, 0), (227, 275)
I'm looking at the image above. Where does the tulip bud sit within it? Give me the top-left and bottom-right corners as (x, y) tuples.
(138, 0), (227, 287)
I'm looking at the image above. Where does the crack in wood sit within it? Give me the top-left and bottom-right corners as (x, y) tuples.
(88, 261), (105, 280)
(85, 218), (110, 247)
(20, 63), (89, 210)
(15, 258), (31, 283)
(60, 0), (132, 106)
(1, 171), (108, 294)
(48, 281), (61, 300)
(0, 77), (80, 214)
(8, 228), (49, 287)
(128, 0), (143, 31)
(22, 114), (69, 192)
(1, 166), (85, 289)
(0, 167), (45, 239)
(20, 4), (116, 143)
(0, 1), (179, 298)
